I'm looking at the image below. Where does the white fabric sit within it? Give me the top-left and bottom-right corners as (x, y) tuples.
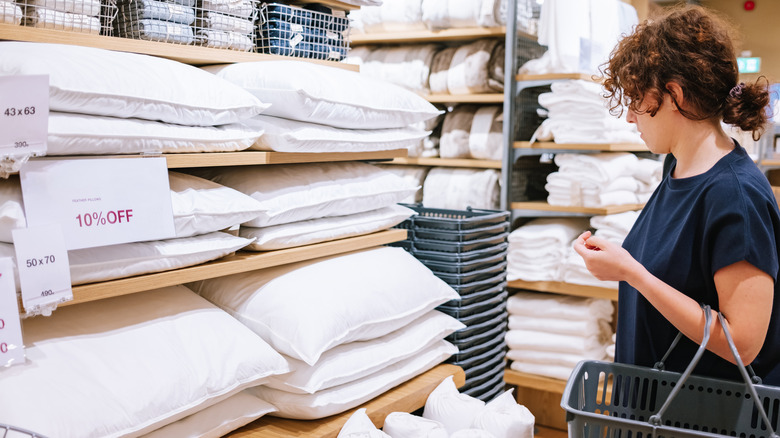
(506, 349), (603, 368)
(507, 218), (589, 282)
(383, 412), (448, 438)
(200, 0), (254, 18)
(507, 291), (614, 321)
(243, 114), (429, 153)
(338, 409), (391, 438)
(345, 44), (440, 95)
(0, 1), (23, 25)
(469, 105), (503, 160)
(374, 165), (428, 203)
(422, 375), (486, 435)
(471, 389), (534, 438)
(0, 42), (267, 125)
(203, 61), (441, 129)
(198, 11), (253, 33)
(26, 8), (100, 34)
(143, 391), (277, 438)
(47, 112), (261, 155)
(248, 340), (457, 419)
(188, 247), (460, 365)
(27, 0), (101, 15)
(0, 232), (253, 289)
(169, 171), (265, 238)
(190, 162), (419, 228)
(263, 310), (464, 394)
(198, 30), (254, 52)
(505, 329), (610, 356)
(350, 1), (426, 33)
(450, 429), (498, 438)
(508, 314), (608, 337)
(422, 168), (500, 210)
(0, 285), (289, 437)
(240, 205), (415, 251)
(509, 361), (574, 381)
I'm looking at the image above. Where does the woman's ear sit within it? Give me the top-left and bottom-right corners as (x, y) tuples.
(665, 82), (684, 110)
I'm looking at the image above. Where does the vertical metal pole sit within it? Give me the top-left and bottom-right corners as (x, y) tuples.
(501, 0), (519, 216)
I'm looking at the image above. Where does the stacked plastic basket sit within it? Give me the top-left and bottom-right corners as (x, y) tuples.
(392, 204), (509, 402)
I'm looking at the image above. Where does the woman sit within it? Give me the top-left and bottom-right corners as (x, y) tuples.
(573, 5), (780, 384)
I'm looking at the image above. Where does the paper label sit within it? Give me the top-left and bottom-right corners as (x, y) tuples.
(0, 257), (25, 367)
(13, 225), (72, 316)
(290, 33), (303, 48)
(326, 30), (338, 41)
(0, 75), (49, 158)
(20, 157), (175, 250)
(291, 23), (303, 33)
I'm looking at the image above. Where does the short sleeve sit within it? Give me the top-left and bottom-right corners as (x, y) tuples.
(705, 174), (780, 281)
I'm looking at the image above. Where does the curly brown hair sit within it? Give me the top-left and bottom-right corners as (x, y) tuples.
(601, 4), (769, 140)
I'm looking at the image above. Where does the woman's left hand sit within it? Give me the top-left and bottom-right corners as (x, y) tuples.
(572, 231), (644, 283)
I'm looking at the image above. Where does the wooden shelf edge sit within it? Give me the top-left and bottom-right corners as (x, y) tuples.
(163, 149), (408, 168)
(384, 157), (502, 169)
(511, 201), (644, 215)
(515, 73), (598, 82)
(66, 229), (407, 306)
(425, 93), (504, 104)
(0, 24), (358, 69)
(504, 369), (567, 394)
(507, 280), (618, 301)
(514, 141), (648, 152)
(350, 27), (507, 44)
(228, 364), (466, 438)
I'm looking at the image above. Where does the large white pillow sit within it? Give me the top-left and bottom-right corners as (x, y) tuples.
(143, 390), (277, 438)
(189, 162), (419, 228)
(338, 408), (392, 438)
(202, 60), (442, 129)
(248, 340), (457, 419)
(239, 204), (415, 251)
(0, 41), (267, 125)
(0, 231), (253, 288)
(423, 376), (486, 435)
(263, 310), (465, 394)
(47, 112), (263, 155)
(242, 114), (430, 153)
(187, 246), (460, 365)
(0, 285), (290, 437)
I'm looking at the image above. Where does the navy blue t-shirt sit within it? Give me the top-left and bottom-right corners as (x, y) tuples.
(617, 143), (780, 384)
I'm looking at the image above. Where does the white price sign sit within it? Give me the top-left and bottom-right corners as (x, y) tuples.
(0, 75), (48, 157)
(20, 157), (175, 250)
(0, 257), (25, 367)
(12, 225), (72, 316)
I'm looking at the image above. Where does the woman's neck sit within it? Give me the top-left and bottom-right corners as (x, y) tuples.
(669, 120), (734, 178)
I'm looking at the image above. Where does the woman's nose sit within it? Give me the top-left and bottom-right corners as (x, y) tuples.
(626, 108), (637, 123)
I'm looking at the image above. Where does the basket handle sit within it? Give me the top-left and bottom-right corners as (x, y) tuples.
(648, 305), (779, 438)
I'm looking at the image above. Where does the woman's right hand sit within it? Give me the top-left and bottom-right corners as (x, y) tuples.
(573, 231), (644, 283)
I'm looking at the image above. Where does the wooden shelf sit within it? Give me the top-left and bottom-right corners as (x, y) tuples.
(0, 24), (358, 69)
(507, 280), (618, 301)
(504, 369), (567, 394)
(761, 159), (780, 167)
(351, 27), (507, 44)
(514, 141), (648, 152)
(162, 149), (408, 168)
(65, 229), (407, 307)
(515, 73), (598, 82)
(511, 201), (644, 215)
(384, 157), (502, 169)
(425, 93), (504, 104)
(227, 364), (466, 438)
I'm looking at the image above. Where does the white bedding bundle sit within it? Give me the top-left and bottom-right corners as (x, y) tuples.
(22, 0), (103, 33)
(422, 167), (501, 210)
(439, 104), (503, 160)
(545, 152), (662, 208)
(532, 80), (643, 145)
(345, 44), (440, 95)
(349, 0), (505, 33)
(506, 291), (614, 380)
(507, 217), (589, 282)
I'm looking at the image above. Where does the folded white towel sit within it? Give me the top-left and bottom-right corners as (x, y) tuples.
(508, 217), (589, 245)
(506, 348), (606, 367)
(508, 291), (613, 321)
(506, 329), (611, 355)
(554, 153), (639, 181)
(507, 263), (560, 282)
(422, 168), (500, 210)
(589, 211), (640, 235)
(509, 360), (576, 381)
(508, 315), (610, 337)
(635, 157), (664, 184)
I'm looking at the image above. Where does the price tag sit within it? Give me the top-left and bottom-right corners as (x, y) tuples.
(12, 225), (72, 316)
(290, 33), (304, 48)
(0, 257), (25, 367)
(20, 157), (175, 250)
(0, 75), (49, 157)
(291, 23), (304, 33)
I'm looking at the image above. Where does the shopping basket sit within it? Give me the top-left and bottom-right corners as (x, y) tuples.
(562, 306), (780, 438)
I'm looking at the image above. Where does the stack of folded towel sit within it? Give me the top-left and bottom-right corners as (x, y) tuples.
(196, 0), (256, 51)
(24, 0), (106, 34)
(506, 291), (614, 380)
(559, 210), (640, 289)
(422, 167), (501, 210)
(116, 0), (196, 44)
(507, 217), (589, 282)
(545, 152), (662, 208)
(349, 0), (510, 34)
(532, 80), (642, 145)
(1, 0), (22, 24)
(439, 104), (503, 160)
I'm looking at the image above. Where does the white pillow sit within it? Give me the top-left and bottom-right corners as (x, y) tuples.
(47, 112), (263, 155)
(189, 162), (419, 228)
(243, 114), (430, 153)
(187, 246), (460, 365)
(239, 204), (415, 251)
(470, 389), (535, 438)
(0, 41), (267, 125)
(0, 231), (253, 288)
(263, 310), (465, 394)
(423, 376), (486, 435)
(247, 340), (457, 419)
(338, 408), (391, 438)
(169, 171), (265, 238)
(0, 285), (290, 437)
(203, 60), (442, 129)
(450, 429), (498, 438)
(143, 390), (277, 438)
(382, 412), (449, 438)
